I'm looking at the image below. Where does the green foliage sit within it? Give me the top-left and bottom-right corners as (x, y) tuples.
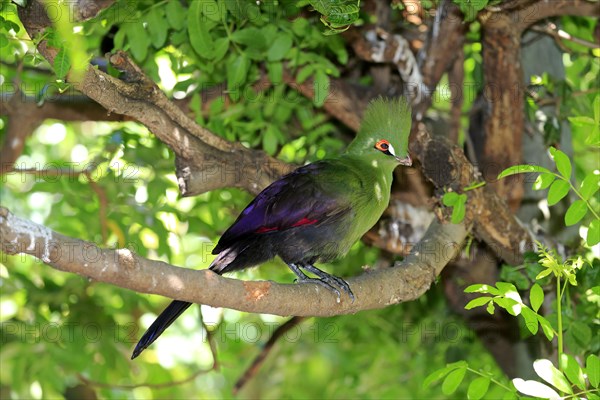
(452, 0), (489, 22)
(308, 0), (361, 34)
(441, 182), (484, 224)
(498, 146), (600, 246)
(428, 239), (598, 398)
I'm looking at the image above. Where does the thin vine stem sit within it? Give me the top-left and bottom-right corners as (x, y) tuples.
(556, 274), (564, 368)
(551, 173), (600, 220)
(466, 367), (514, 393)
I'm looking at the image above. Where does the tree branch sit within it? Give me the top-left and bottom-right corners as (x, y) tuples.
(17, 1), (291, 196)
(0, 206), (467, 317)
(515, 0), (600, 33)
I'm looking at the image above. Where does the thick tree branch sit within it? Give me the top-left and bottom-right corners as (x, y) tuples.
(0, 206), (467, 317)
(514, 0), (600, 33)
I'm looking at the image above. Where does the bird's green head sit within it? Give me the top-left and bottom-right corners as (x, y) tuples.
(345, 97), (412, 166)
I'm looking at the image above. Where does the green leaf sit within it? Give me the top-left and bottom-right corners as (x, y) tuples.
(213, 37), (230, 62)
(188, 2), (214, 59)
(587, 219), (600, 247)
(529, 283), (544, 312)
(53, 47), (71, 79)
(535, 267), (553, 280)
(262, 125), (280, 156)
(520, 306), (538, 335)
(586, 354), (600, 388)
(486, 300), (495, 314)
(231, 27), (267, 50)
(126, 21), (151, 61)
(423, 361), (467, 388)
(166, 1), (186, 29)
(465, 297), (491, 310)
(268, 61), (283, 83)
(267, 34), (293, 62)
(450, 194), (467, 224)
(547, 180), (570, 206)
(568, 116), (596, 126)
(512, 378), (560, 399)
(580, 173), (600, 200)
(495, 282), (520, 299)
(200, 0), (224, 22)
(442, 191), (459, 206)
(441, 366), (466, 395)
(537, 315), (554, 341)
(568, 321), (592, 349)
(464, 284), (500, 295)
(313, 69), (329, 106)
(497, 165), (551, 179)
(533, 173), (555, 191)
(533, 359), (572, 394)
(467, 376), (490, 400)
(226, 54), (250, 101)
(564, 200), (587, 226)
(549, 147), (572, 179)
(494, 297), (521, 316)
(146, 7), (168, 48)
(560, 354), (586, 390)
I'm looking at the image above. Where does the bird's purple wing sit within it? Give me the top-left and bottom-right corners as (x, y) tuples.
(213, 161), (351, 254)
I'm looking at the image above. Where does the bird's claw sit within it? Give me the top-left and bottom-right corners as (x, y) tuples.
(297, 276), (354, 303)
(288, 263), (355, 303)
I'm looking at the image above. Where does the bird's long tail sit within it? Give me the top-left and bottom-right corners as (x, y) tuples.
(131, 252), (236, 360)
(131, 300), (192, 359)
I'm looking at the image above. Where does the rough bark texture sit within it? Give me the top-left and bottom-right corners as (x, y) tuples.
(480, 13), (525, 210)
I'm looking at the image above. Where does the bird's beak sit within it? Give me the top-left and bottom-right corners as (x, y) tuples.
(396, 155), (412, 166)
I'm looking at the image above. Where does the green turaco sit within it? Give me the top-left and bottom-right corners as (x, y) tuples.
(132, 97), (412, 359)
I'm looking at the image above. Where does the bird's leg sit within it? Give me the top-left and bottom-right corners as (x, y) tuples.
(287, 263), (343, 302)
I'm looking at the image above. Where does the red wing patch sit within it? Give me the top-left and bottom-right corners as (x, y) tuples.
(291, 217), (318, 227)
(255, 218), (317, 234)
(255, 226), (279, 233)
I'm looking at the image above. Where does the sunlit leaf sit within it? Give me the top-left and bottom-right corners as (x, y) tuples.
(465, 297), (491, 310)
(533, 359), (572, 394)
(512, 378), (560, 399)
(467, 376), (490, 400)
(533, 173), (555, 191)
(587, 219), (600, 247)
(442, 366), (466, 395)
(549, 147), (572, 179)
(587, 354), (600, 388)
(547, 180), (570, 206)
(560, 354), (586, 390)
(498, 165), (551, 179)
(529, 283), (544, 312)
(564, 200), (587, 226)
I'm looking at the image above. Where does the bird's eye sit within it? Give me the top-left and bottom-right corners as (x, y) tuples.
(375, 139), (390, 152)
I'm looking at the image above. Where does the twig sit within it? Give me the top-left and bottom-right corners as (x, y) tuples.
(531, 23), (600, 50)
(233, 316), (306, 395)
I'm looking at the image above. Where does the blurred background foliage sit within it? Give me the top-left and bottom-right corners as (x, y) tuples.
(0, 0), (598, 398)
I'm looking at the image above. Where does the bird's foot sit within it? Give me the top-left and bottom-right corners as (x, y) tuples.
(296, 276), (342, 302)
(287, 263), (355, 303)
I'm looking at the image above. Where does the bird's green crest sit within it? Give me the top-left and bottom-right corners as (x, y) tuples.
(346, 97), (412, 160)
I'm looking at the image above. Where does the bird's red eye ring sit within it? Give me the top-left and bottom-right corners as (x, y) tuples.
(375, 139), (390, 152)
